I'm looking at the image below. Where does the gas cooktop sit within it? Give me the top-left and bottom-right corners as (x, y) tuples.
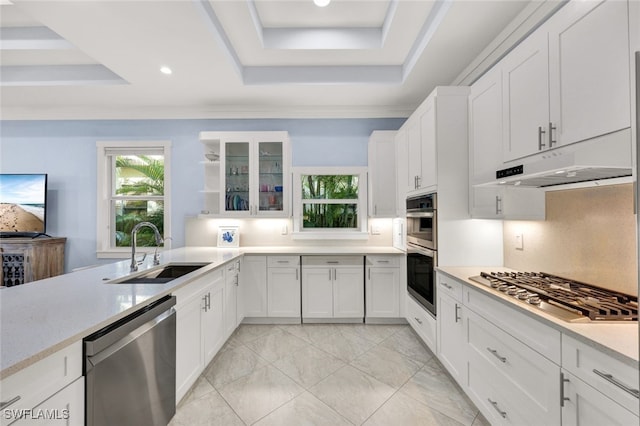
(469, 272), (638, 322)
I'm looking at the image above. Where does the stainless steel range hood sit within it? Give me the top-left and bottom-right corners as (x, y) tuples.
(479, 128), (633, 188)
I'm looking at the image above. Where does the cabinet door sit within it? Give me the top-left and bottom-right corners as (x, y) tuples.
(17, 378), (85, 426)
(469, 67), (503, 185)
(419, 100), (437, 191)
(256, 139), (287, 216)
(267, 267), (301, 317)
(470, 187), (504, 219)
(562, 371), (638, 426)
(241, 256), (267, 317)
(366, 267), (400, 317)
(368, 131), (397, 217)
(224, 272), (238, 338)
(548, 0), (631, 147)
(437, 292), (466, 386)
(395, 127), (409, 214)
(301, 268), (334, 318)
(406, 118), (422, 193)
(502, 29), (550, 162)
(222, 140), (251, 214)
(333, 267), (364, 318)
(203, 285), (225, 365)
(175, 294), (204, 402)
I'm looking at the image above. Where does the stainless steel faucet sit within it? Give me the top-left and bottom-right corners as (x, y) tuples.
(130, 222), (164, 271)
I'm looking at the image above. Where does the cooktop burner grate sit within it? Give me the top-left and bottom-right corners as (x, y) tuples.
(477, 272), (638, 321)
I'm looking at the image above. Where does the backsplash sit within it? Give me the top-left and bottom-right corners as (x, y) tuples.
(185, 217), (394, 247)
(503, 183), (637, 296)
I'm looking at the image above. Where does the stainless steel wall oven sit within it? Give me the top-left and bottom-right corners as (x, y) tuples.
(406, 193), (437, 316)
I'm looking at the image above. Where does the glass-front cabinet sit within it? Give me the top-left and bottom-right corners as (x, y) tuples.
(199, 131), (290, 217)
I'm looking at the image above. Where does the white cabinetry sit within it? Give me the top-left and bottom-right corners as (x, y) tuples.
(267, 256), (301, 319)
(561, 334), (639, 423)
(301, 256), (364, 321)
(394, 127), (408, 214)
(468, 66), (546, 220)
(199, 131), (290, 217)
(436, 274), (466, 386)
(240, 255), (268, 317)
(368, 131), (397, 217)
(402, 98), (438, 195)
(502, 0), (631, 162)
(0, 342), (83, 426)
(405, 293), (436, 353)
(224, 259), (240, 338)
(365, 255), (401, 320)
(174, 268), (225, 402)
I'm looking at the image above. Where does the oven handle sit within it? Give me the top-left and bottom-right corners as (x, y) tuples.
(406, 211), (435, 218)
(407, 243), (435, 258)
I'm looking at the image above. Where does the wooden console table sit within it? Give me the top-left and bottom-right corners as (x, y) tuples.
(0, 237), (66, 286)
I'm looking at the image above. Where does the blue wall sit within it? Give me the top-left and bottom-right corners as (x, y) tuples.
(0, 118), (404, 270)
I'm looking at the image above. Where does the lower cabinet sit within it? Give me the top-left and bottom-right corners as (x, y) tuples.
(301, 256), (364, 321)
(365, 255), (401, 319)
(436, 274), (466, 386)
(0, 341), (83, 426)
(224, 260), (240, 338)
(561, 370), (638, 426)
(174, 268), (225, 403)
(405, 292), (436, 353)
(241, 256), (268, 317)
(267, 256), (301, 318)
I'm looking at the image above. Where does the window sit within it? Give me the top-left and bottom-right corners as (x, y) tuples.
(96, 141), (171, 257)
(292, 167), (368, 239)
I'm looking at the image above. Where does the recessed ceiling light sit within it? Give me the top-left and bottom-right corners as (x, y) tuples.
(160, 66), (172, 75)
(313, 0), (330, 7)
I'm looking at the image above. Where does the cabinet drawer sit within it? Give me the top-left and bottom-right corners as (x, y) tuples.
(366, 255), (400, 267)
(562, 334), (639, 416)
(225, 260), (240, 274)
(464, 286), (561, 363)
(467, 309), (560, 424)
(406, 294), (436, 353)
(436, 272), (463, 301)
(173, 269), (223, 305)
(468, 355), (533, 426)
(267, 256), (300, 267)
(302, 256), (363, 267)
(0, 341), (82, 426)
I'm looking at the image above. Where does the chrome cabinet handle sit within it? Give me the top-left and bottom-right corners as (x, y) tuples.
(374, 205), (377, 215)
(329, 269), (332, 280)
(488, 398), (507, 418)
(416, 176), (421, 188)
(495, 196), (503, 215)
(487, 347), (507, 363)
(441, 282), (452, 290)
(0, 396), (21, 409)
(593, 369), (640, 398)
(560, 372), (570, 407)
(455, 304), (461, 323)
(334, 269), (336, 280)
(368, 268), (371, 280)
(414, 317), (423, 325)
(202, 295), (208, 312)
(548, 122), (557, 147)
(538, 126), (546, 150)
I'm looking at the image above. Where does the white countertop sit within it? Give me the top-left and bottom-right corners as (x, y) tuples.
(437, 266), (639, 368)
(0, 245), (402, 379)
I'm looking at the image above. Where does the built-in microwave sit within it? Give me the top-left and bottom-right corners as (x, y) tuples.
(406, 193), (436, 250)
(406, 193), (437, 316)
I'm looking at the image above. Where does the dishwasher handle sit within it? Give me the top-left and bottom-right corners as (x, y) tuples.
(85, 295), (176, 357)
(85, 307), (175, 373)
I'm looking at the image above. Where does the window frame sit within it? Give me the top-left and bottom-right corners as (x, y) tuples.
(96, 140), (172, 258)
(292, 167), (368, 240)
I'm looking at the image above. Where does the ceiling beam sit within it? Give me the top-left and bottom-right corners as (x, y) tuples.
(243, 65), (402, 85)
(262, 27), (382, 50)
(0, 26), (74, 50)
(0, 64), (127, 86)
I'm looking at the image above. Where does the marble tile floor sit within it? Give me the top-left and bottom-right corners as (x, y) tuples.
(169, 323), (491, 426)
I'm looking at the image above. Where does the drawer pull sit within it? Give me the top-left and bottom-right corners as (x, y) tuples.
(277, 260), (289, 264)
(441, 282), (453, 290)
(488, 398), (507, 418)
(0, 396), (21, 409)
(326, 261), (340, 264)
(377, 260), (389, 264)
(487, 347), (507, 363)
(455, 304), (461, 323)
(560, 372), (570, 407)
(593, 369), (640, 398)
(414, 317), (423, 325)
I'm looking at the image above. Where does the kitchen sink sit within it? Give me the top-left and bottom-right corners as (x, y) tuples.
(111, 263), (210, 284)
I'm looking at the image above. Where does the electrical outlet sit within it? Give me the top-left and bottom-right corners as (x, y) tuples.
(515, 233), (524, 250)
(371, 224), (381, 235)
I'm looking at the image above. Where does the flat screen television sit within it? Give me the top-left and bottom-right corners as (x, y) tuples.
(0, 174), (48, 237)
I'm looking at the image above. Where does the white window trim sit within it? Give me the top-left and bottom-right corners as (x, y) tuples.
(96, 140), (172, 258)
(292, 166), (368, 240)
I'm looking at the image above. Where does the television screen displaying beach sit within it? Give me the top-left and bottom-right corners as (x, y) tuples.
(0, 175), (46, 233)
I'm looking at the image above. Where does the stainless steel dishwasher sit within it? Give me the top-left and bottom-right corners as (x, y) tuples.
(84, 295), (176, 426)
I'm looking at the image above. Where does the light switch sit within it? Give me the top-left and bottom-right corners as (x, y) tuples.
(515, 233), (524, 250)
(371, 224), (381, 235)
(281, 225), (288, 235)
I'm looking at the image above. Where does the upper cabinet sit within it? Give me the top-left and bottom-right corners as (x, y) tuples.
(368, 130), (397, 217)
(501, 0), (631, 163)
(199, 131), (290, 217)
